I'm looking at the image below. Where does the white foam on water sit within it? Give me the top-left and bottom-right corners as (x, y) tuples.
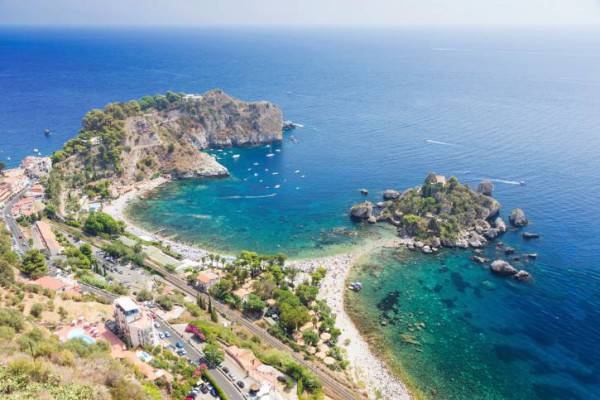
(425, 139), (459, 146)
(220, 193), (277, 199)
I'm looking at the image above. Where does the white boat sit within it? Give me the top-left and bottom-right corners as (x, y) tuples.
(253, 162), (259, 166)
(294, 170), (300, 174)
(266, 153), (275, 158)
(232, 154), (240, 159)
(275, 149), (281, 153)
(254, 173), (258, 177)
(272, 172), (279, 175)
(274, 184), (281, 189)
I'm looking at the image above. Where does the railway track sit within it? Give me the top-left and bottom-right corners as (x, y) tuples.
(51, 222), (362, 400)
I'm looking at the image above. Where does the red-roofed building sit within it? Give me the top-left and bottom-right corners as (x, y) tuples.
(32, 276), (74, 292)
(195, 271), (220, 293)
(33, 220), (63, 256)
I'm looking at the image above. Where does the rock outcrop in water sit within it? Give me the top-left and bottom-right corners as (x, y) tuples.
(350, 173), (503, 251)
(47, 90), (284, 213)
(509, 208), (529, 227)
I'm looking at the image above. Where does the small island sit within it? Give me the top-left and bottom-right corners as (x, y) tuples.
(350, 173), (533, 281)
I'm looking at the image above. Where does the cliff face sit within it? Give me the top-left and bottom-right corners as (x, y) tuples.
(48, 90), (283, 209)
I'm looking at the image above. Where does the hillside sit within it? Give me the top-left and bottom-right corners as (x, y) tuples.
(47, 90), (283, 213)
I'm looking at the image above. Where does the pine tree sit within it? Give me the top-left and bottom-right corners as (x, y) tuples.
(210, 306), (218, 323)
(197, 295), (205, 310)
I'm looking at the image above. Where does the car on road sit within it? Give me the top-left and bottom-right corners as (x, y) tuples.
(236, 380), (245, 389)
(176, 340), (184, 348)
(158, 332), (164, 339)
(164, 331), (171, 338)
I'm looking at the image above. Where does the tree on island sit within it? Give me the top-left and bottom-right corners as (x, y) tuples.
(20, 249), (48, 279)
(0, 162), (5, 176)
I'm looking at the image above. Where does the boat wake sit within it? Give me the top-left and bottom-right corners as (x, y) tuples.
(220, 193), (278, 200)
(425, 139), (459, 146)
(476, 177), (525, 186)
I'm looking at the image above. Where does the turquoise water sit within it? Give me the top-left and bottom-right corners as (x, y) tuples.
(348, 243), (599, 400)
(67, 328), (96, 345)
(127, 144), (378, 258)
(1, 28), (600, 399)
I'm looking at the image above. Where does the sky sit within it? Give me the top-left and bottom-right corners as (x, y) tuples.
(0, 0), (599, 27)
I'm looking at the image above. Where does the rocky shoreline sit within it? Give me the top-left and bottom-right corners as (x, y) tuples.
(350, 174), (537, 282)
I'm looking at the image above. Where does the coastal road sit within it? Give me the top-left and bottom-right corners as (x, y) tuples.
(2, 185), (31, 254)
(153, 317), (247, 400)
(50, 222), (362, 400)
(143, 259), (362, 400)
(77, 282), (245, 400)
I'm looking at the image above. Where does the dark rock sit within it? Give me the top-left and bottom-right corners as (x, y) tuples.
(383, 189), (401, 200)
(504, 247), (515, 255)
(509, 208), (529, 227)
(522, 232), (540, 240)
(430, 237), (441, 249)
(477, 180), (494, 196)
(483, 228), (500, 240)
(514, 270), (532, 282)
(441, 238), (455, 248)
(349, 201), (373, 220)
(490, 260), (518, 276)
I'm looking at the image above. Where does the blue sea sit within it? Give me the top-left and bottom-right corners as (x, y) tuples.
(1, 27), (599, 399)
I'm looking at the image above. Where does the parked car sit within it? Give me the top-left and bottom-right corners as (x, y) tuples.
(164, 331), (171, 338)
(176, 341), (184, 349)
(236, 380), (245, 389)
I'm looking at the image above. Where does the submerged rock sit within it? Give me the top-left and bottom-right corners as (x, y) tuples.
(472, 255), (488, 264)
(509, 208), (529, 227)
(522, 232), (540, 240)
(490, 260), (518, 276)
(514, 270), (532, 282)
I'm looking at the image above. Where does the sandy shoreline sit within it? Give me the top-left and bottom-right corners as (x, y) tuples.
(288, 239), (412, 400)
(103, 177), (216, 262)
(103, 178), (412, 400)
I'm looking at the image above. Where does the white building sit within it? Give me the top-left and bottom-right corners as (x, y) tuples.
(114, 297), (158, 348)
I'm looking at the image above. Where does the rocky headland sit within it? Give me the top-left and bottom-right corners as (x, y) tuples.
(350, 174), (535, 281)
(47, 89), (283, 213)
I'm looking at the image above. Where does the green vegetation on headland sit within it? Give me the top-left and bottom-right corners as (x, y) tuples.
(46, 89), (283, 216)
